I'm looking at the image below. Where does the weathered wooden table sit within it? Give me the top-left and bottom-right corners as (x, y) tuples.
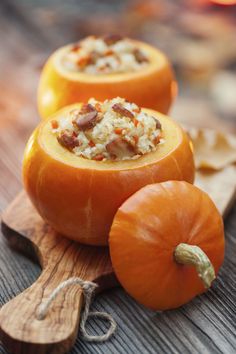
(0, 1), (236, 353)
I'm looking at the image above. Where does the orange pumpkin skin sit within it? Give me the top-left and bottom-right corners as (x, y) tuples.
(38, 41), (176, 119)
(23, 106), (194, 246)
(109, 181), (225, 310)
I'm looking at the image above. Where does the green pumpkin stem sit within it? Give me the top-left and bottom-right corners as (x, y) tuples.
(174, 243), (215, 288)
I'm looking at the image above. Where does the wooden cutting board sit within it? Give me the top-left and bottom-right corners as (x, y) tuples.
(186, 127), (236, 216)
(0, 163), (236, 354)
(0, 191), (117, 354)
(195, 165), (236, 217)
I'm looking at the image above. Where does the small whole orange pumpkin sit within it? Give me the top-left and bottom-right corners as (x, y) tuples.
(109, 181), (225, 310)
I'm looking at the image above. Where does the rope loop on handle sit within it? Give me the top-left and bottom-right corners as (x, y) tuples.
(36, 277), (116, 342)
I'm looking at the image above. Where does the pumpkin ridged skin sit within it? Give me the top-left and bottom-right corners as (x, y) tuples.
(109, 181), (225, 310)
(38, 41), (176, 119)
(23, 105), (194, 246)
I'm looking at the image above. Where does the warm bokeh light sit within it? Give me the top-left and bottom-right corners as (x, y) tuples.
(211, 0), (236, 5)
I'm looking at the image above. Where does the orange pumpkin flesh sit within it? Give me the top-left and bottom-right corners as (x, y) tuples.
(109, 181), (225, 310)
(38, 40), (176, 119)
(23, 105), (194, 246)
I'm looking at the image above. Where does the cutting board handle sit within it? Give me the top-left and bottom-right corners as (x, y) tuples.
(0, 267), (84, 354)
(0, 192), (116, 354)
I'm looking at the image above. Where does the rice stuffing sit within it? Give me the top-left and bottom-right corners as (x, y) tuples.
(62, 35), (149, 75)
(51, 97), (164, 161)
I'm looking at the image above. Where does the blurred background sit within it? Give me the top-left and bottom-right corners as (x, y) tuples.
(0, 0), (236, 208)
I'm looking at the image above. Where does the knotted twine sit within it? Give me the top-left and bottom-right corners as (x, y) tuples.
(37, 277), (117, 342)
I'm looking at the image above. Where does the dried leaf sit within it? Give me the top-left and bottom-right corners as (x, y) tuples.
(186, 127), (236, 171)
